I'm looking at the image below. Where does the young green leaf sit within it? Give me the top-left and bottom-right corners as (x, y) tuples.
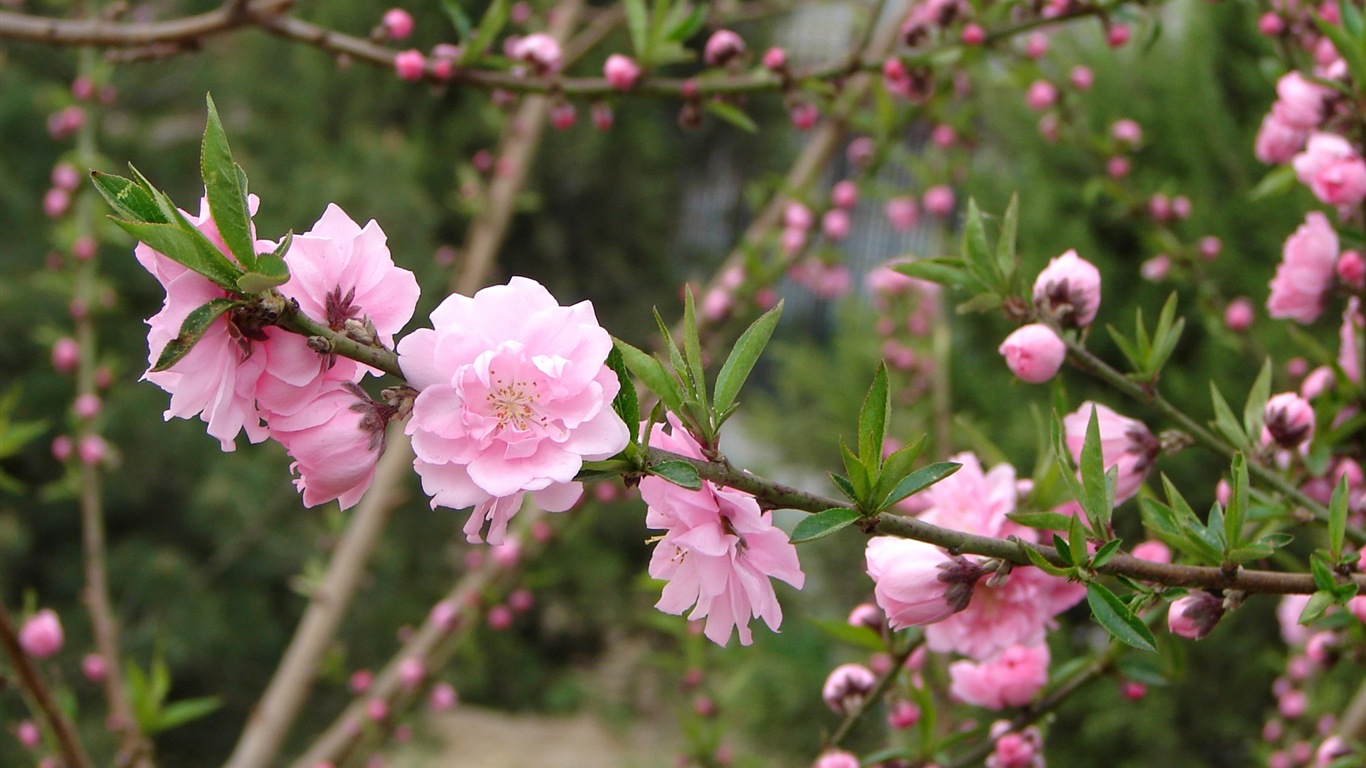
(1209, 382), (1247, 448)
(649, 460), (702, 490)
(790, 508), (863, 543)
(1086, 583), (1157, 652)
(1005, 510), (1075, 531)
(995, 193), (1019, 289)
(880, 462), (961, 509)
(201, 95), (257, 271)
(713, 300), (782, 417)
(605, 346), (641, 444)
(1242, 359), (1273, 441)
(703, 101), (758, 133)
(1299, 590), (1336, 625)
(624, 0), (650, 57)
(441, 0), (474, 39)
(681, 287), (707, 409)
(236, 252), (290, 294)
(1091, 538), (1122, 568)
(462, 0), (511, 62)
(152, 299), (239, 372)
(857, 364), (890, 471)
(1023, 545), (1071, 577)
(109, 219), (244, 291)
(960, 199), (1001, 291)
(1330, 473), (1350, 560)
(1078, 405), (1110, 530)
(808, 618), (886, 652)
(1224, 454), (1249, 551)
(664, 3), (706, 42)
(90, 171), (163, 224)
(615, 339), (684, 415)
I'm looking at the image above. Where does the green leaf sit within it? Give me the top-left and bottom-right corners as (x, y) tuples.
(681, 287), (707, 405)
(1086, 583), (1157, 652)
(463, 0), (510, 62)
(1344, 0), (1365, 42)
(201, 95), (257, 271)
(1023, 545), (1070, 577)
(790, 508), (863, 543)
(1079, 405), (1111, 531)
(664, 3), (706, 42)
(152, 299), (239, 372)
(995, 193), (1019, 289)
(1224, 454), (1249, 552)
(1209, 382), (1246, 448)
(441, 0), (474, 39)
(703, 101), (758, 134)
(960, 199), (1001, 291)
(236, 253), (290, 294)
(1148, 293), (1185, 377)
(1248, 164), (1298, 201)
(1052, 533), (1074, 566)
(110, 218), (243, 291)
(90, 171), (163, 223)
(148, 697), (222, 734)
(615, 339), (684, 415)
(605, 346), (640, 444)
(880, 462), (960, 509)
(1242, 359), (1273, 441)
(873, 436), (925, 503)
(1091, 538), (1123, 568)
(840, 441), (871, 502)
(624, 0), (649, 57)
(1300, 590), (1336, 625)
(713, 300), (782, 418)
(1005, 510), (1075, 531)
(1330, 474), (1350, 560)
(649, 460), (702, 490)
(893, 258), (972, 288)
(829, 473), (859, 504)
(808, 618), (886, 652)
(858, 364), (890, 470)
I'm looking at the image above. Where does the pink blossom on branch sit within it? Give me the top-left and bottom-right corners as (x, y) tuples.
(1032, 249), (1101, 328)
(267, 382), (393, 509)
(998, 323), (1066, 383)
(1062, 402), (1159, 504)
(642, 416), (804, 647)
(865, 536), (984, 629)
(1292, 132), (1366, 211)
(1267, 212), (1338, 324)
(949, 642), (1050, 709)
(399, 276), (629, 544)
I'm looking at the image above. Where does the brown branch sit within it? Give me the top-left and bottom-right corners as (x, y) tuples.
(0, 601), (96, 768)
(0, 0), (290, 46)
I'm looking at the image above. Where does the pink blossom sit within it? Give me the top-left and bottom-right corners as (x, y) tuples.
(382, 8), (414, 39)
(1259, 12), (1286, 35)
(82, 653), (108, 682)
(429, 682), (458, 711)
(43, 187), (70, 218)
(1263, 392), (1315, 449)
(603, 54), (641, 91)
(1338, 249), (1365, 289)
(642, 416), (804, 646)
(1063, 402), (1159, 504)
(268, 382), (389, 509)
(998, 324), (1066, 383)
(1280, 689), (1309, 719)
(831, 180), (858, 209)
(1317, 737), (1353, 766)
(1225, 297), (1254, 332)
(394, 49), (426, 81)
(510, 33), (562, 73)
(1141, 254), (1171, 282)
(783, 201), (813, 231)
(865, 536), (983, 629)
(821, 209), (850, 240)
(812, 750), (860, 768)
(77, 435), (107, 466)
(1069, 65), (1094, 90)
(550, 102), (577, 130)
(762, 47), (787, 71)
(19, 609), (63, 659)
(822, 663), (876, 714)
(1256, 114), (1308, 164)
(1274, 72), (1331, 130)
(399, 277), (630, 544)
(866, 262), (915, 300)
(1033, 249), (1102, 327)
(1132, 540), (1172, 564)
(397, 658), (425, 690)
(926, 562), (1082, 660)
(949, 643), (1050, 709)
(887, 700), (921, 729)
(847, 602), (883, 630)
(52, 337), (79, 373)
(1268, 212), (1338, 324)
(1293, 133), (1366, 209)
(1167, 592), (1223, 639)
(885, 196), (920, 232)
(923, 185), (955, 217)
(73, 393), (101, 420)
(1198, 235), (1222, 260)
(931, 124), (957, 147)
(51, 162), (80, 190)
(703, 30), (745, 66)
(1342, 298), (1363, 382)
(1024, 81), (1057, 111)
(1111, 118), (1142, 145)
(987, 725), (1044, 768)
(16, 720), (39, 750)
(1279, 594), (1314, 646)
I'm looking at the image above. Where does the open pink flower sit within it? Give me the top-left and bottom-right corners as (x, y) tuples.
(399, 277), (629, 544)
(866, 536), (984, 629)
(1293, 133), (1366, 210)
(1063, 402), (1159, 504)
(136, 197), (321, 450)
(924, 565), (1082, 660)
(949, 642), (1050, 709)
(1268, 212), (1338, 324)
(1256, 114), (1307, 165)
(917, 452), (1023, 539)
(1273, 72), (1331, 130)
(642, 416), (805, 646)
(268, 382), (392, 509)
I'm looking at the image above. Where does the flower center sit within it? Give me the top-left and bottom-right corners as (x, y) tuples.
(486, 378), (546, 432)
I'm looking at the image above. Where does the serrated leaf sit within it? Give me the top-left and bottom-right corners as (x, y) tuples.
(1106, 324), (1143, 372)
(858, 364), (890, 471)
(1023, 544), (1070, 576)
(681, 287), (707, 407)
(808, 618), (886, 651)
(110, 218), (243, 291)
(1079, 404), (1109, 529)
(839, 441), (871, 502)
(236, 253), (290, 294)
(1330, 474), (1350, 560)
(703, 100), (758, 133)
(1224, 454), (1249, 551)
(605, 346), (640, 444)
(1300, 590), (1336, 625)
(1006, 510), (1075, 530)
(1087, 583), (1157, 652)
(90, 171), (163, 223)
(790, 508), (862, 543)
(880, 462), (960, 509)
(960, 199), (1001, 291)
(873, 436), (926, 503)
(152, 299), (239, 372)
(713, 301), (782, 418)
(616, 339), (684, 415)
(830, 473), (859, 504)
(1052, 533), (1074, 566)
(1209, 382), (1246, 448)
(1091, 538), (1122, 568)
(649, 460), (702, 490)
(201, 95), (257, 271)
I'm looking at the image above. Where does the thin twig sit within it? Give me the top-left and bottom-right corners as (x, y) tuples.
(0, 601), (96, 768)
(0, 0), (290, 45)
(827, 637), (920, 748)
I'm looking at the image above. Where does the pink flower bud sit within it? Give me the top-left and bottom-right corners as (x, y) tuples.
(813, 750), (860, 768)
(382, 8), (414, 39)
(1167, 592), (1223, 640)
(1024, 80), (1057, 111)
(998, 324), (1066, 383)
(398, 658), (425, 690)
(83, 653), (108, 682)
(366, 699), (389, 722)
(789, 101), (818, 130)
(77, 435), (107, 466)
(780, 227), (807, 255)
(887, 700), (920, 730)
(1070, 65), (1094, 90)
(847, 602), (883, 630)
(961, 23), (986, 45)
(1264, 392), (1315, 449)
(51, 435), (73, 462)
(510, 32), (562, 73)
(693, 694), (716, 717)
(1256, 114), (1307, 165)
(1306, 631), (1338, 666)
(1259, 12), (1285, 35)
(1317, 736), (1352, 766)
(20, 609), (64, 659)
(846, 137), (875, 167)
(350, 669), (373, 693)
(430, 599), (460, 632)
(821, 209), (850, 241)
(1171, 195), (1191, 218)
(1112, 118), (1142, 145)
(1197, 236), (1222, 261)
(1038, 113), (1060, 143)
(52, 337), (80, 374)
(1024, 32), (1048, 59)
(487, 604), (514, 630)
(43, 187), (70, 218)
(491, 540), (521, 569)
(73, 394), (102, 420)
(510, 1), (531, 23)
(17, 720), (40, 749)
(603, 54), (641, 91)
(1106, 156), (1130, 179)
(1338, 250), (1365, 289)
(591, 103), (614, 130)
(72, 236), (97, 262)
(1225, 297), (1254, 332)
(831, 180), (858, 209)
(1121, 681), (1147, 700)
(429, 682), (458, 711)
(865, 537), (984, 629)
(394, 49), (426, 81)
(1141, 254), (1170, 282)
(783, 201), (813, 231)
(884, 196), (919, 232)
(923, 185), (955, 218)
(1294, 132), (1366, 210)
(71, 76), (95, 101)
(931, 124), (957, 148)
(822, 663), (876, 714)
(1132, 540), (1172, 564)
(762, 47), (787, 71)
(1033, 249), (1102, 327)
(508, 588), (534, 612)
(703, 30), (745, 66)
(550, 102), (577, 130)
(1107, 23), (1131, 47)
(1279, 689), (1309, 719)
